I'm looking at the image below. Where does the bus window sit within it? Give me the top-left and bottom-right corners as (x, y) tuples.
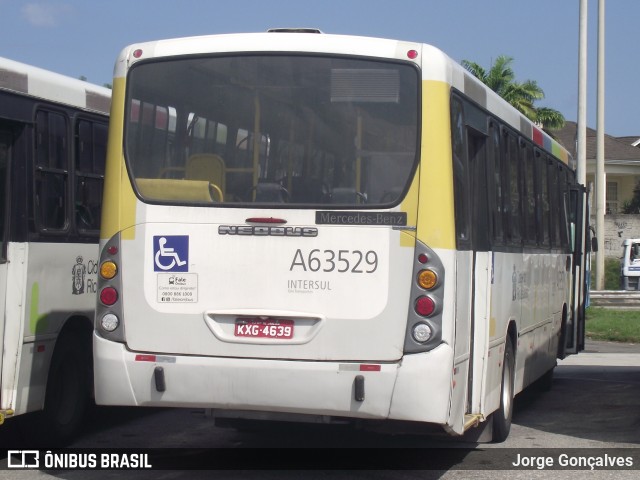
(522, 140), (537, 245)
(35, 110), (68, 231)
(75, 120), (107, 233)
(503, 129), (521, 245)
(548, 162), (562, 248)
(451, 96), (470, 248)
(535, 150), (550, 247)
(124, 55), (419, 207)
(489, 121), (504, 244)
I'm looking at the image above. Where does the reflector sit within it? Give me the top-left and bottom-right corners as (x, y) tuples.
(418, 269), (438, 289)
(101, 313), (119, 332)
(412, 323), (432, 343)
(100, 261), (118, 280)
(415, 296), (435, 316)
(100, 287), (118, 306)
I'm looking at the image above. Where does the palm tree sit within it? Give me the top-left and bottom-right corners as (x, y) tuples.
(461, 55), (565, 131)
(533, 107), (566, 131)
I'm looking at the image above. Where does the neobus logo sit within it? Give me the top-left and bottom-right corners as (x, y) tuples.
(218, 225), (318, 237)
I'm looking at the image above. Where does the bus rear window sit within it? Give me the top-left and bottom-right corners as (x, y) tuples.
(124, 55), (419, 207)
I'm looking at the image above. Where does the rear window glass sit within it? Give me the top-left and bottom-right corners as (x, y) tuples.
(125, 54), (419, 207)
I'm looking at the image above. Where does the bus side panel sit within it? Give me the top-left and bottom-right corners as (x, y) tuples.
(388, 344), (453, 424)
(0, 261), (6, 410)
(0, 243), (27, 411)
(449, 249), (473, 434)
(23, 243), (98, 339)
(14, 340), (53, 414)
(11, 242), (97, 416)
(490, 250), (566, 398)
(471, 252), (492, 416)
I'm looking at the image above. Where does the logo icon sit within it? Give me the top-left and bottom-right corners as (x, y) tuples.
(153, 236), (189, 272)
(72, 256), (86, 294)
(8, 450), (40, 469)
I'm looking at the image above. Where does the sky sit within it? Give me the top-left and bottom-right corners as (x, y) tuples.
(0, 0), (637, 137)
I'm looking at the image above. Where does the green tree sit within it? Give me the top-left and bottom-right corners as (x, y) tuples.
(461, 55), (565, 131)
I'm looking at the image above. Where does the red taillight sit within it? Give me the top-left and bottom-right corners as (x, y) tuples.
(100, 287), (118, 306)
(107, 245), (118, 255)
(360, 364), (381, 372)
(415, 296), (435, 317)
(407, 49), (419, 60)
(418, 253), (428, 264)
(135, 354), (157, 362)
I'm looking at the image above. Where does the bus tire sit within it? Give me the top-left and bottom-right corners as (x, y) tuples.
(41, 332), (92, 445)
(492, 336), (515, 443)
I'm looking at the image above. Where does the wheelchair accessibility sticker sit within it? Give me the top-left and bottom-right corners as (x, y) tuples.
(153, 235), (189, 272)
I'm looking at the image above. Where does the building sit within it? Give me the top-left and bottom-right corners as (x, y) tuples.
(553, 121), (640, 257)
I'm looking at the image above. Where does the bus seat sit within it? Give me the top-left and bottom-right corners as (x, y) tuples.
(186, 154), (226, 199)
(136, 178), (217, 203)
(253, 182), (289, 202)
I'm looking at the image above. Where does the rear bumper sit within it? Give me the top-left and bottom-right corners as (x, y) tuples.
(93, 333), (453, 424)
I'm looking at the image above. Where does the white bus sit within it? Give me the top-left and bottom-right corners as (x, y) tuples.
(0, 57), (110, 443)
(94, 30), (588, 442)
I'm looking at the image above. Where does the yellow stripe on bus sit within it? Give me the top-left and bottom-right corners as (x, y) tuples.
(101, 77), (137, 241)
(417, 80), (455, 250)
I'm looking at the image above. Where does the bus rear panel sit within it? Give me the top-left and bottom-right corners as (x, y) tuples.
(94, 36), (457, 426)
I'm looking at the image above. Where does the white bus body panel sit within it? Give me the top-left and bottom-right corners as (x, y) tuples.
(489, 250), (565, 397)
(118, 207), (415, 362)
(1, 242), (98, 415)
(94, 333), (454, 425)
(1, 243), (27, 412)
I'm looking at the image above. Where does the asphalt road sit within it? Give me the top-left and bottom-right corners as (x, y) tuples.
(0, 339), (638, 479)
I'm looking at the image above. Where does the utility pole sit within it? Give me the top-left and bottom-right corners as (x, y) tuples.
(595, 0), (606, 290)
(577, 0), (587, 187)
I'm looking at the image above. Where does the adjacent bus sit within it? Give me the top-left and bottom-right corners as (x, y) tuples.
(0, 57), (110, 442)
(94, 30), (588, 442)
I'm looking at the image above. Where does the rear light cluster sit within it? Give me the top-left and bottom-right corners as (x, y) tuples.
(95, 234), (125, 340)
(414, 254), (439, 320)
(404, 242), (444, 353)
(99, 252), (119, 331)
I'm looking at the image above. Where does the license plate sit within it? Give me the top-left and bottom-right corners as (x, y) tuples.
(234, 318), (294, 339)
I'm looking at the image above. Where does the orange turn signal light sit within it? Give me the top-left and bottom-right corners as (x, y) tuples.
(417, 269), (437, 290)
(100, 261), (118, 280)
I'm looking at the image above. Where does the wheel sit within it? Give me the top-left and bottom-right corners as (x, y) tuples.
(40, 332), (92, 445)
(492, 336), (515, 443)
